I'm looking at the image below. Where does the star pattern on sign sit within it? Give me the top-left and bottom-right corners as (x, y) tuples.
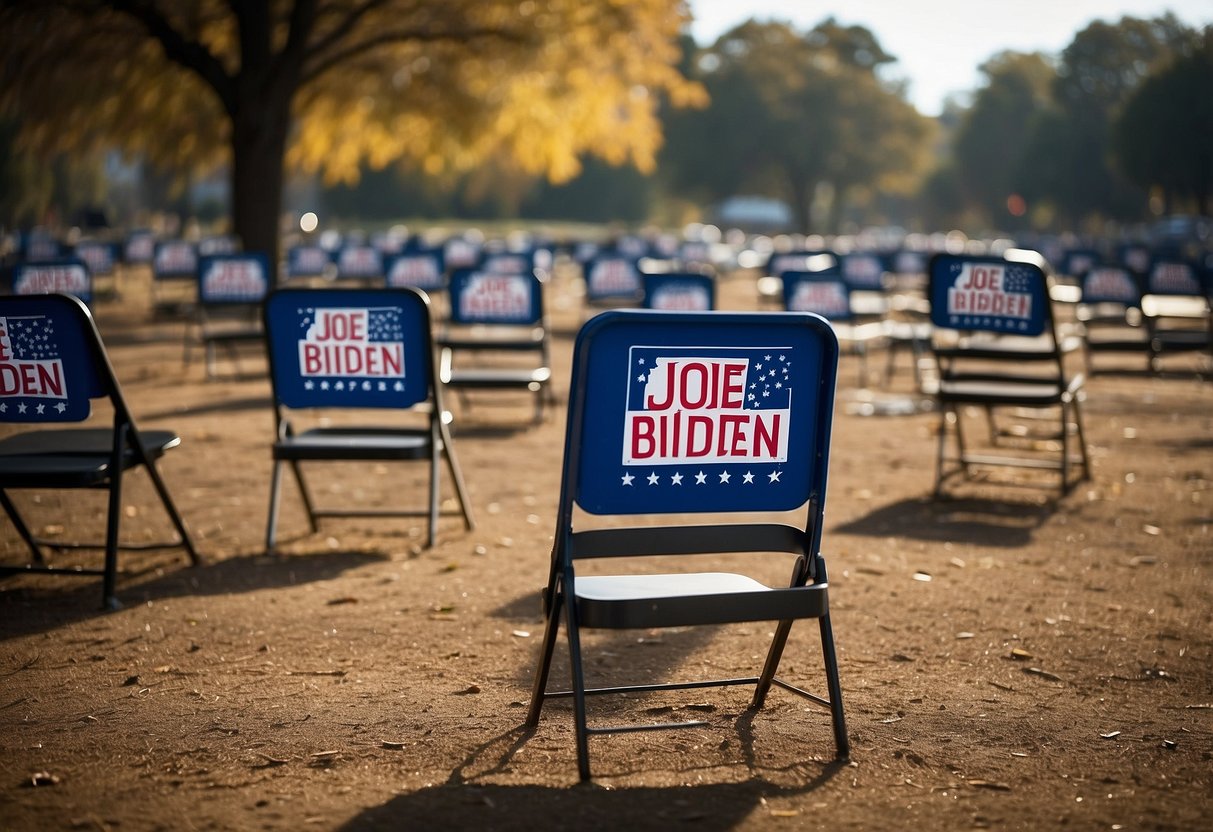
(743, 471), (754, 484)
(670, 472), (683, 485)
(695, 471), (707, 484)
(719, 470), (731, 484)
(621, 473), (635, 486)
(646, 472), (659, 485)
(618, 467), (787, 490)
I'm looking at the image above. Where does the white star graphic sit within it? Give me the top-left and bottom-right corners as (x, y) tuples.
(647, 472), (659, 485)
(670, 472), (683, 485)
(694, 471), (707, 485)
(748, 393), (755, 401)
(779, 354), (786, 361)
(55, 402), (67, 413)
(764, 354), (772, 360)
(0, 403), (6, 413)
(755, 363), (763, 370)
(768, 470), (782, 483)
(719, 470), (731, 484)
(17, 403), (27, 413)
(621, 473), (635, 486)
(762, 390), (770, 397)
(320, 381), (329, 390)
(394, 381), (405, 391)
(637, 373), (646, 382)
(743, 471), (754, 484)
(638, 358), (645, 364)
(304, 380), (315, 389)
(775, 382), (783, 388)
(35, 403), (45, 414)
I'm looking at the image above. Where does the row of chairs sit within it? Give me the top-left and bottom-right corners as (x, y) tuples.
(0, 289), (849, 783)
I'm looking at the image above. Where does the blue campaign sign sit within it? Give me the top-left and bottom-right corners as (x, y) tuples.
(12, 259), (93, 304)
(839, 252), (886, 290)
(1146, 260), (1204, 296)
(448, 270), (542, 325)
(0, 295), (101, 422)
(74, 241), (117, 277)
(781, 269), (852, 321)
(198, 253), (271, 304)
(335, 245), (383, 280)
(21, 231), (61, 262)
(1081, 266), (1141, 305)
(1060, 248), (1101, 279)
(443, 237), (481, 271)
(124, 230), (156, 265)
(766, 250), (835, 277)
(1117, 243), (1151, 275)
(287, 244), (333, 278)
(570, 311), (838, 516)
(264, 288), (432, 410)
(584, 255), (643, 303)
(153, 240), (198, 280)
(478, 251), (534, 275)
(929, 254), (1047, 336)
(892, 249), (927, 276)
(643, 273), (715, 311)
(198, 235), (240, 256)
(385, 249), (445, 291)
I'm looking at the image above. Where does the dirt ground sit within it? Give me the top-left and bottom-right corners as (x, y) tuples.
(1, 262), (1211, 832)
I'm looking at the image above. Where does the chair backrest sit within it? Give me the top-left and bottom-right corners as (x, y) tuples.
(9, 259), (94, 305)
(766, 249), (836, 278)
(477, 251), (536, 277)
(124, 230), (156, 266)
(1145, 258), (1206, 298)
(0, 293), (112, 423)
(447, 269), (544, 327)
(263, 287), (435, 411)
(74, 241), (118, 278)
(928, 252), (1051, 338)
(560, 311), (838, 542)
(153, 240), (198, 281)
(334, 245), (384, 282)
(584, 254), (643, 305)
(838, 252), (887, 291)
(197, 253), (271, 306)
(385, 249), (446, 292)
(1059, 248), (1102, 281)
(781, 268), (854, 321)
(642, 273), (715, 311)
(286, 244), (333, 280)
(1080, 266), (1142, 307)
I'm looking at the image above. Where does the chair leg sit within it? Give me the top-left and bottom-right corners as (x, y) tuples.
(141, 459), (200, 565)
(427, 428), (441, 549)
(0, 489), (46, 565)
(751, 617), (794, 709)
(102, 463), (125, 610)
(265, 458), (285, 556)
(439, 419), (475, 531)
(525, 588), (564, 727)
(934, 408), (952, 497)
(818, 611), (850, 758)
(288, 460), (318, 532)
(561, 579), (593, 782)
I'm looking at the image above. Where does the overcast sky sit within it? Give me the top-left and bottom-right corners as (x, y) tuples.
(688, 1), (1213, 115)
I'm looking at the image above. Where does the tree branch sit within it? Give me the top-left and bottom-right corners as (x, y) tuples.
(107, 0), (236, 113)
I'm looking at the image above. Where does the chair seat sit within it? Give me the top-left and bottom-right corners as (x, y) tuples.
(272, 426), (432, 461)
(575, 572), (829, 628)
(444, 367), (553, 388)
(0, 428), (180, 488)
(937, 379), (1069, 405)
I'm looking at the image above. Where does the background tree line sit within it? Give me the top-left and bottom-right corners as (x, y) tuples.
(1, 3), (1209, 250)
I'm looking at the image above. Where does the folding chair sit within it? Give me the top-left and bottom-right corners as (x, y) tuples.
(583, 253), (644, 311)
(151, 240), (198, 315)
(928, 251), (1091, 497)
(642, 272), (716, 311)
(526, 309), (848, 781)
(1140, 258), (1211, 372)
(1076, 265), (1149, 373)
(9, 258), (94, 305)
(0, 293), (199, 609)
(262, 287), (473, 553)
(184, 252), (271, 379)
(438, 269), (554, 424)
(782, 268), (887, 387)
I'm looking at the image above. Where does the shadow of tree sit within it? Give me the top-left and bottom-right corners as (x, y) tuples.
(832, 495), (1055, 547)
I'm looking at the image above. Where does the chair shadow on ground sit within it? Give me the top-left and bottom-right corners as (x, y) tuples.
(341, 716), (847, 832)
(0, 548), (387, 641)
(832, 495), (1056, 547)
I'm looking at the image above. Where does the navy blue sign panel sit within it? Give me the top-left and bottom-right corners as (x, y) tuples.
(20, 231), (61, 262)
(265, 288), (432, 410)
(199, 235), (240, 256)
(0, 294), (103, 423)
(1081, 266), (1141, 306)
(781, 269), (852, 322)
(478, 251), (534, 276)
(1117, 243), (1151, 275)
(1146, 260), (1205, 296)
(153, 240), (198, 280)
(929, 254), (1048, 337)
(892, 249), (928, 276)
(124, 230), (156, 265)
(287, 245), (332, 278)
(448, 270), (542, 325)
(11, 259), (93, 305)
(584, 255), (643, 304)
(643, 273), (716, 311)
(385, 249), (446, 291)
(766, 250), (836, 278)
(839, 252), (886, 290)
(198, 253), (271, 305)
(443, 237), (482, 271)
(1060, 248), (1101, 279)
(569, 310), (839, 516)
(335, 245), (383, 281)
(74, 242), (117, 277)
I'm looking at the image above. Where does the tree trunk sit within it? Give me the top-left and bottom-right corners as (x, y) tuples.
(789, 176), (815, 234)
(229, 95), (291, 277)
